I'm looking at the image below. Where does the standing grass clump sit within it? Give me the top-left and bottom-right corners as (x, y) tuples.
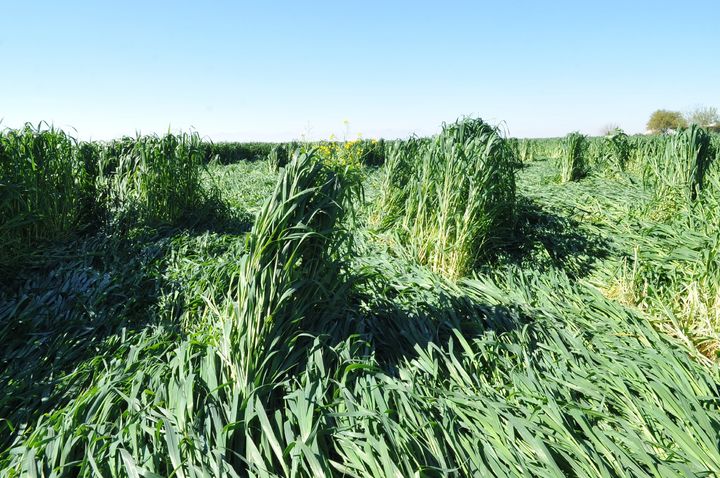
(507, 138), (520, 164)
(75, 141), (107, 223)
(375, 118), (516, 279)
(676, 124), (714, 200)
(98, 132), (210, 225)
(361, 138), (386, 166)
(585, 137), (604, 169)
(560, 131), (587, 182)
(1, 150), (363, 476)
(0, 126), (220, 277)
(508, 138), (534, 165)
(268, 143), (290, 171)
(633, 134), (667, 167)
(644, 125), (714, 205)
(7, 134), (720, 476)
(0, 124), (93, 274)
(518, 138), (533, 163)
(606, 128), (632, 171)
(530, 137), (563, 161)
(134, 132), (208, 223)
(214, 148), (362, 388)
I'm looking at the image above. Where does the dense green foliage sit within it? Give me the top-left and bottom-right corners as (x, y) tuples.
(268, 142), (292, 171)
(204, 141), (275, 164)
(375, 118), (516, 278)
(0, 126), (219, 280)
(359, 138), (387, 166)
(521, 130), (720, 358)
(99, 132), (213, 224)
(560, 132), (587, 182)
(0, 125), (94, 275)
(507, 138), (534, 165)
(203, 139), (388, 167)
(605, 128), (631, 171)
(2, 121), (720, 477)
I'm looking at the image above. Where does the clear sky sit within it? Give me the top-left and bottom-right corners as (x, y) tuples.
(1, 0), (718, 140)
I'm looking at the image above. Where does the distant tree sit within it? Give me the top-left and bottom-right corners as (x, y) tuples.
(647, 110), (687, 134)
(685, 106), (719, 127)
(600, 123), (620, 136)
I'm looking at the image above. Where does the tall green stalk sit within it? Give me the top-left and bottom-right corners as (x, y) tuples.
(560, 132), (587, 182)
(0, 124), (93, 274)
(98, 132), (209, 224)
(607, 128), (631, 171)
(375, 118), (516, 279)
(643, 126), (714, 204)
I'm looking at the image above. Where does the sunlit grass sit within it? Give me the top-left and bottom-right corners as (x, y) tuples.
(2, 122), (720, 477)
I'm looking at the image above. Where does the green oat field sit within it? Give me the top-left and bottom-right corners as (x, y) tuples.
(1, 119), (720, 476)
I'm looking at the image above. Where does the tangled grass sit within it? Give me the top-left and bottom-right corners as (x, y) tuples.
(2, 122), (720, 477)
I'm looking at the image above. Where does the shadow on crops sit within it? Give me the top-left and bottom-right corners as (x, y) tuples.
(489, 197), (612, 279)
(0, 234), (170, 448)
(104, 192), (255, 239)
(365, 298), (525, 366)
(0, 200), (251, 450)
(187, 206), (255, 236)
(271, 278), (526, 376)
(340, 262), (526, 367)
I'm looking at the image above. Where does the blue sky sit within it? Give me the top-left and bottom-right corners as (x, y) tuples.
(1, 0), (718, 140)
